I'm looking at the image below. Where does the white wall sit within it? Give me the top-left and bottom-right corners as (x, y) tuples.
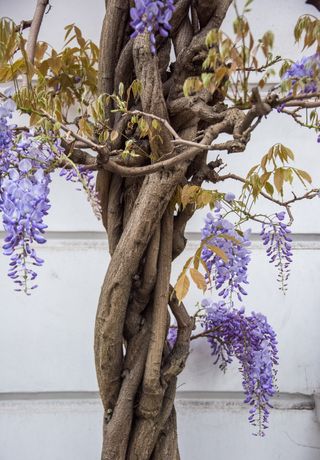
(1, 1), (320, 459)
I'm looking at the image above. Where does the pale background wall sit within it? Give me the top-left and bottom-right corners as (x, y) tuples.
(1, 1), (320, 459)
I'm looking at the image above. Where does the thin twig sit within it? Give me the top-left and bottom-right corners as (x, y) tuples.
(219, 172), (319, 224)
(15, 20), (33, 33)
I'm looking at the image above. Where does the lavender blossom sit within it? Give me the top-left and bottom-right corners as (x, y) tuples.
(201, 210), (251, 303)
(201, 299), (278, 435)
(59, 166), (102, 219)
(130, 0), (175, 54)
(260, 212), (293, 292)
(0, 129), (54, 293)
(224, 192), (235, 202)
(167, 325), (178, 349)
(282, 54), (320, 94)
(0, 96), (103, 293)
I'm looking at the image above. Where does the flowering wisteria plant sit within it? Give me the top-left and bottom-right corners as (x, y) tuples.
(1, 1), (320, 457)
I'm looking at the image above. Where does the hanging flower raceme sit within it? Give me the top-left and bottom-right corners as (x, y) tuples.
(282, 54), (320, 94)
(0, 131), (55, 293)
(260, 212), (293, 292)
(0, 99), (101, 293)
(0, 100), (15, 152)
(130, 0), (175, 54)
(59, 165), (102, 220)
(201, 209), (251, 303)
(201, 299), (279, 436)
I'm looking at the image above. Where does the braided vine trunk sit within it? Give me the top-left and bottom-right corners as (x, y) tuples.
(94, 1), (233, 458)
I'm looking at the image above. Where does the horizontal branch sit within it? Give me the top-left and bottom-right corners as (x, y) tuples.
(14, 19), (33, 32)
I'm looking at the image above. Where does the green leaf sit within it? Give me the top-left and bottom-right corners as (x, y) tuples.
(205, 29), (219, 48)
(264, 181), (274, 196)
(183, 77), (203, 96)
(118, 82), (124, 98)
(152, 119), (160, 130)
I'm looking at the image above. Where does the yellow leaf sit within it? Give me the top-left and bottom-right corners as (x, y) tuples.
(183, 256), (193, 271)
(190, 268), (207, 292)
(152, 119), (160, 130)
(193, 247), (202, 270)
(79, 118), (93, 137)
(296, 169), (312, 184)
(174, 273), (190, 303)
(260, 171), (271, 186)
(274, 168), (284, 193)
(181, 185), (199, 208)
(260, 154), (268, 170)
(218, 233), (241, 245)
(283, 145), (295, 161)
(246, 164), (259, 178)
(205, 244), (228, 263)
(195, 190), (213, 208)
(110, 130), (119, 142)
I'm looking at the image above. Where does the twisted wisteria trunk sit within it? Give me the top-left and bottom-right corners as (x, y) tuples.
(94, 1), (233, 458)
(1, 0), (320, 458)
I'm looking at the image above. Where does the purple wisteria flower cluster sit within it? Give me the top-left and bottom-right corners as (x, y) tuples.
(201, 208), (251, 303)
(260, 212), (293, 292)
(0, 99), (101, 293)
(201, 299), (278, 435)
(130, 0), (175, 54)
(0, 118), (54, 293)
(282, 54), (320, 94)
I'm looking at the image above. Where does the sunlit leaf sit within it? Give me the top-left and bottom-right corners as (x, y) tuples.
(190, 268), (207, 292)
(175, 273), (190, 303)
(205, 244), (228, 263)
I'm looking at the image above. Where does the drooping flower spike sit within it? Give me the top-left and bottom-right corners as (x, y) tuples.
(0, 99), (101, 293)
(201, 209), (251, 304)
(201, 299), (279, 436)
(260, 211), (293, 292)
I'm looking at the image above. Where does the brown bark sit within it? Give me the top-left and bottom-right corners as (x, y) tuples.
(94, 1), (236, 458)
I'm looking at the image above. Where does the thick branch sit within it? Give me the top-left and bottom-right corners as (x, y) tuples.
(25, 0), (49, 63)
(162, 288), (194, 383)
(139, 210), (173, 418)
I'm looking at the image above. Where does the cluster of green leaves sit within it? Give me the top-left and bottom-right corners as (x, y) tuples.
(183, 1), (279, 106)
(245, 143), (312, 199)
